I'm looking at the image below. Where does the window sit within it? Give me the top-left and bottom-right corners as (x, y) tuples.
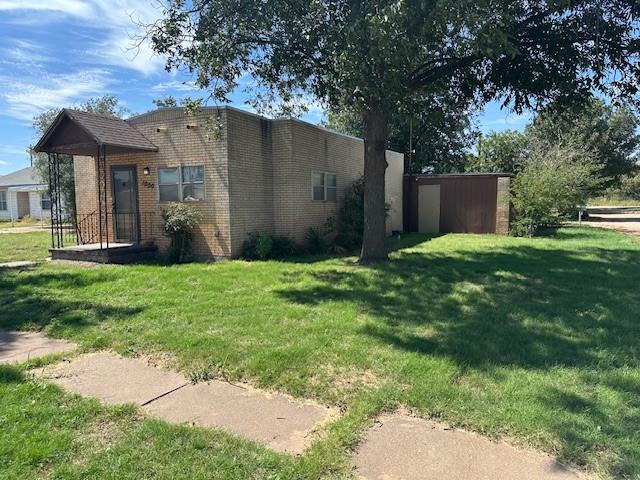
(40, 191), (51, 210)
(159, 167), (179, 202)
(312, 171), (337, 202)
(0, 191), (6, 211)
(181, 166), (205, 201)
(158, 166), (205, 202)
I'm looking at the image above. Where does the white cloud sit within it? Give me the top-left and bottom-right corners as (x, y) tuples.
(0, 159), (9, 166)
(152, 80), (199, 92)
(0, 68), (112, 122)
(0, 0), (165, 75)
(0, 0), (91, 15)
(1, 39), (50, 65)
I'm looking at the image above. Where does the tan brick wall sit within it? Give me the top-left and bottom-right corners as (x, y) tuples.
(73, 155), (98, 216)
(496, 176), (511, 235)
(225, 109), (275, 256)
(73, 106), (404, 259)
(225, 113), (403, 255)
(73, 108), (232, 257)
(270, 120), (365, 244)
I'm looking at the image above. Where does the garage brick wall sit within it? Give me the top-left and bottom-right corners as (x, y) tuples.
(495, 176), (511, 235)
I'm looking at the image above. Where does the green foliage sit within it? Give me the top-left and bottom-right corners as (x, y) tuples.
(616, 173), (640, 200)
(161, 203), (202, 263)
(304, 227), (328, 254)
(241, 233), (300, 260)
(527, 98), (640, 187)
(324, 95), (477, 174)
(270, 235), (299, 258)
(511, 140), (602, 236)
(465, 130), (528, 174)
(3, 228), (640, 477)
(147, 0), (638, 260)
(333, 177), (365, 249)
(241, 232), (274, 260)
(152, 96), (178, 108)
(601, 173), (640, 202)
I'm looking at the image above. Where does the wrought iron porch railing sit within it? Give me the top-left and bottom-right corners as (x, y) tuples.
(56, 212), (159, 248)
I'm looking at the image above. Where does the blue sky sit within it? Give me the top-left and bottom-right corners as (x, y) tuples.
(0, 0), (531, 176)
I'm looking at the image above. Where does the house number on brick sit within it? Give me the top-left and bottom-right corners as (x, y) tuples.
(143, 180), (155, 189)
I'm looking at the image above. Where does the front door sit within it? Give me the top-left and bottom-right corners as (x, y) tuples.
(111, 166), (139, 243)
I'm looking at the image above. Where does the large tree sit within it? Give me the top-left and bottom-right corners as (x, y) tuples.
(527, 98), (640, 186)
(324, 93), (477, 174)
(31, 95), (129, 217)
(147, 0), (639, 262)
(465, 130), (529, 174)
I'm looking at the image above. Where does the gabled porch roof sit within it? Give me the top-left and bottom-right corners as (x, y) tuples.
(34, 108), (158, 155)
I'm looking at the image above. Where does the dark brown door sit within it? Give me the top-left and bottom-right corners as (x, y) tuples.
(111, 166), (138, 243)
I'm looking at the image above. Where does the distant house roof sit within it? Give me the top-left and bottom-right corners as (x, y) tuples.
(34, 108), (158, 155)
(0, 167), (45, 187)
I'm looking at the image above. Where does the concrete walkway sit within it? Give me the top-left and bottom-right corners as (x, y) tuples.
(355, 414), (588, 480)
(3, 333), (590, 476)
(0, 260), (38, 269)
(42, 352), (335, 454)
(0, 329), (75, 364)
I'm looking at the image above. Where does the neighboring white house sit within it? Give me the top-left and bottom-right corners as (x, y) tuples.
(0, 167), (51, 221)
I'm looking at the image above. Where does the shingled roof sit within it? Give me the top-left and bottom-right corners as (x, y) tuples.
(34, 108), (158, 155)
(0, 167), (44, 187)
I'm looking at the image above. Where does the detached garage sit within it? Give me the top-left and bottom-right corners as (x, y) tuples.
(403, 173), (512, 235)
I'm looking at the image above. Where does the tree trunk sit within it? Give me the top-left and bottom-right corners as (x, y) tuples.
(359, 109), (389, 264)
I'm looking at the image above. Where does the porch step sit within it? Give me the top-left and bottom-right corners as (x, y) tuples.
(50, 243), (158, 264)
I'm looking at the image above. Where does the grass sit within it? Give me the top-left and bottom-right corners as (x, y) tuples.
(1, 226), (639, 479)
(0, 231), (51, 263)
(588, 196), (640, 207)
(0, 217), (50, 228)
(0, 365), (302, 479)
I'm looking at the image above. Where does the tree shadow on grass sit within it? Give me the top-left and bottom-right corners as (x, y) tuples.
(276, 234), (640, 474)
(0, 267), (144, 334)
(277, 241), (640, 371)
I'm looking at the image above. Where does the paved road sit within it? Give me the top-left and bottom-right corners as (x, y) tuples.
(583, 209), (640, 237)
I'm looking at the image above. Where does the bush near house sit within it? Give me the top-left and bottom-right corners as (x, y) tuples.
(162, 203), (202, 263)
(511, 140), (602, 236)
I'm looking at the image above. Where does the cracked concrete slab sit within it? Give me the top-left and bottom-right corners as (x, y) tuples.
(0, 329), (75, 364)
(43, 352), (336, 454)
(43, 352), (188, 405)
(354, 414), (587, 480)
(144, 380), (336, 454)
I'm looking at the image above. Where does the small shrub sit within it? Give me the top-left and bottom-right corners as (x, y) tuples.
(511, 139), (602, 236)
(334, 177), (365, 249)
(162, 202), (202, 263)
(242, 232), (273, 260)
(270, 235), (300, 257)
(305, 227), (328, 254)
(242, 233), (300, 260)
(331, 176), (391, 250)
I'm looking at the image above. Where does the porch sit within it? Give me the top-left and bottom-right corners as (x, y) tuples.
(50, 242), (158, 264)
(34, 109), (160, 263)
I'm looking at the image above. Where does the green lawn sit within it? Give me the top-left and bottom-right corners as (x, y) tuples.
(0, 231), (51, 263)
(1, 227), (639, 479)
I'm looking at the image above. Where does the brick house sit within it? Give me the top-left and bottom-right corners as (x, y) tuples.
(35, 106), (404, 261)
